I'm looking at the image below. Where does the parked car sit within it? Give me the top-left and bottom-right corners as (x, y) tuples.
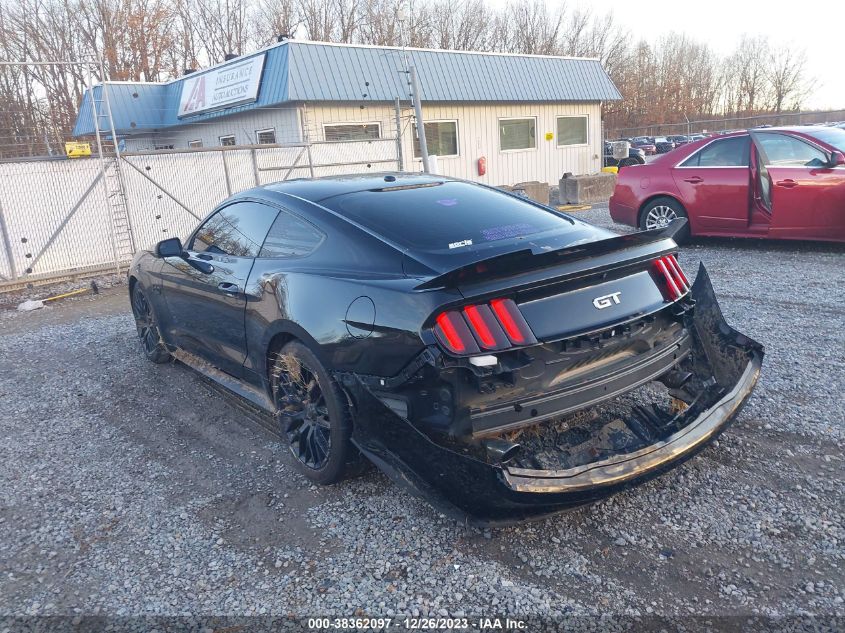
(653, 137), (676, 153)
(603, 142), (646, 169)
(129, 173), (763, 523)
(609, 127), (845, 243)
(631, 137), (657, 155)
(667, 135), (692, 146)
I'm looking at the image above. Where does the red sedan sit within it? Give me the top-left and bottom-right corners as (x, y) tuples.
(609, 127), (845, 243)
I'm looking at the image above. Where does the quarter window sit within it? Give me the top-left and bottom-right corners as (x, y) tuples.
(190, 201), (278, 258)
(259, 210), (324, 258)
(681, 136), (750, 167)
(324, 123), (381, 141)
(414, 121), (459, 158)
(499, 118), (536, 151)
(755, 133), (828, 167)
(556, 116), (588, 146)
(219, 135), (236, 147)
(256, 128), (276, 144)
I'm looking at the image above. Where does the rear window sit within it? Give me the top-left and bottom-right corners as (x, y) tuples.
(324, 181), (570, 252)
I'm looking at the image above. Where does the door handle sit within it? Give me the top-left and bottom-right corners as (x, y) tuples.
(195, 253), (213, 260)
(776, 179), (798, 188)
(683, 176), (703, 184)
(217, 282), (240, 294)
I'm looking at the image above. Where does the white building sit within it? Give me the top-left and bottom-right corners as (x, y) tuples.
(74, 40), (621, 186)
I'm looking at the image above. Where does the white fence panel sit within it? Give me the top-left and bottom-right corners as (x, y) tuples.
(0, 158), (114, 279)
(121, 152), (230, 248)
(0, 137), (399, 288)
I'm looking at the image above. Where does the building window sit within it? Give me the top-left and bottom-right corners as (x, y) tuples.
(256, 128), (276, 145)
(414, 121), (459, 158)
(219, 135), (236, 147)
(189, 140), (203, 149)
(499, 117), (536, 151)
(556, 115), (588, 146)
(323, 123), (381, 142)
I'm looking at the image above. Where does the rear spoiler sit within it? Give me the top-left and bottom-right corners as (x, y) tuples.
(414, 219), (687, 291)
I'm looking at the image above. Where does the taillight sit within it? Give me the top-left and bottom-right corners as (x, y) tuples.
(435, 312), (477, 354)
(653, 254), (690, 301)
(433, 298), (536, 355)
(489, 298), (532, 345)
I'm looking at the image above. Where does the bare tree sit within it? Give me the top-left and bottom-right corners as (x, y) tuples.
(726, 35), (771, 114)
(767, 46), (812, 113)
(431, 0), (492, 51)
(190, 0), (251, 61)
(334, 0), (362, 42)
(251, 0), (299, 47)
(298, 0), (334, 40)
(506, 0), (562, 55)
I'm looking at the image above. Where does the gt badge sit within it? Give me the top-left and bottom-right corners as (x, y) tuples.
(593, 291), (622, 310)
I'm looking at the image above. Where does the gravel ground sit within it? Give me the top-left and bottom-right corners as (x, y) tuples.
(1, 205), (843, 628)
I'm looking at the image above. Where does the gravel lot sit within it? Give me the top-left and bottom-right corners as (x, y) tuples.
(1, 205), (843, 627)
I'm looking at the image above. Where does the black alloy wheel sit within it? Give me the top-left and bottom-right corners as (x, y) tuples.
(278, 360), (332, 470)
(131, 284), (171, 363)
(272, 341), (357, 484)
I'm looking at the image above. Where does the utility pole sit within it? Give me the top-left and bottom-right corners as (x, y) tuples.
(410, 65), (430, 173)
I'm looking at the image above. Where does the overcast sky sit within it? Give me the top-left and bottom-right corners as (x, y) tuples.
(490, 0), (844, 110)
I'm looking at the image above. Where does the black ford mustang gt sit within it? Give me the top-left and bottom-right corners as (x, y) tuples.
(129, 173), (763, 524)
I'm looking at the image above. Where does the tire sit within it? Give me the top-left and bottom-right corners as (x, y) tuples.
(271, 341), (357, 484)
(130, 284), (172, 364)
(639, 196), (690, 243)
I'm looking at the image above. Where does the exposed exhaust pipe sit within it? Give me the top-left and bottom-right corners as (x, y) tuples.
(485, 438), (522, 464)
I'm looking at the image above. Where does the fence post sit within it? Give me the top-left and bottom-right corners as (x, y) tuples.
(251, 148), (260, 186)
(410, 66), (430, 173)
(0, 200), (17, 280)
(222, 151), (233, 195)
(394, 97), (404, 171)
(305, 144), (315, 178)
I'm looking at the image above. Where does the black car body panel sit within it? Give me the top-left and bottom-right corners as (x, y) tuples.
(129, 173), (763, 524)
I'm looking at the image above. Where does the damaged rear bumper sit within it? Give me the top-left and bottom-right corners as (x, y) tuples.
(501, 355), (760, 494)
(344, 264), (763, 525)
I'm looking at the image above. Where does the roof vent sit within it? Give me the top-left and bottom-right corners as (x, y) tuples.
(277, 33), (291, 42)
(224, 53), (238, 61)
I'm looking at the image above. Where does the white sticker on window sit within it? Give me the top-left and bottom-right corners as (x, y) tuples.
(448, 239), (473, 249)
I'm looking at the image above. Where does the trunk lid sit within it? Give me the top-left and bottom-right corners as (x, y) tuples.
(419, 222), (688, 344)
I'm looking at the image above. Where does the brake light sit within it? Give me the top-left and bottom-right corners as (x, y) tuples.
(435, 312), (472, 353)
(462, 305), (496, 348)
(489, 298), (530, 345)
(653, 254), (690, 301)
(433, 298), (536, 355)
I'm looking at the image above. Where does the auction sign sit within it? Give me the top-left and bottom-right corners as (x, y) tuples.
(178, 53), (266, 118)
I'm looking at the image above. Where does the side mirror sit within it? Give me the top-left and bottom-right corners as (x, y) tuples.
(830, 151), (845, 167)
(155, 237), (184, 258)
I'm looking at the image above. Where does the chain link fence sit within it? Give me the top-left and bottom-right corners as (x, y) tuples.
(607, 109), (845, 139)
(0, 65), (405, 291)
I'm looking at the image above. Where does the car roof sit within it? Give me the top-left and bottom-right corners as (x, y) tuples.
(259, 172), (449, 203)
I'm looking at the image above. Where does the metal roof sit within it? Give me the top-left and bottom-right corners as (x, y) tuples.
(73, 41), (621, 136)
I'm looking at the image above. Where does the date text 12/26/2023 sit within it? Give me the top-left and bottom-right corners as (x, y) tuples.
(306, 617), (528, 630)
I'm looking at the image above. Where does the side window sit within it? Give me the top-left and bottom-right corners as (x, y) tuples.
(682, 136), (750, 167)
(756, 133), (828, 167)
(191, 201), (278, 257)
(259, 210), (324, 258)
